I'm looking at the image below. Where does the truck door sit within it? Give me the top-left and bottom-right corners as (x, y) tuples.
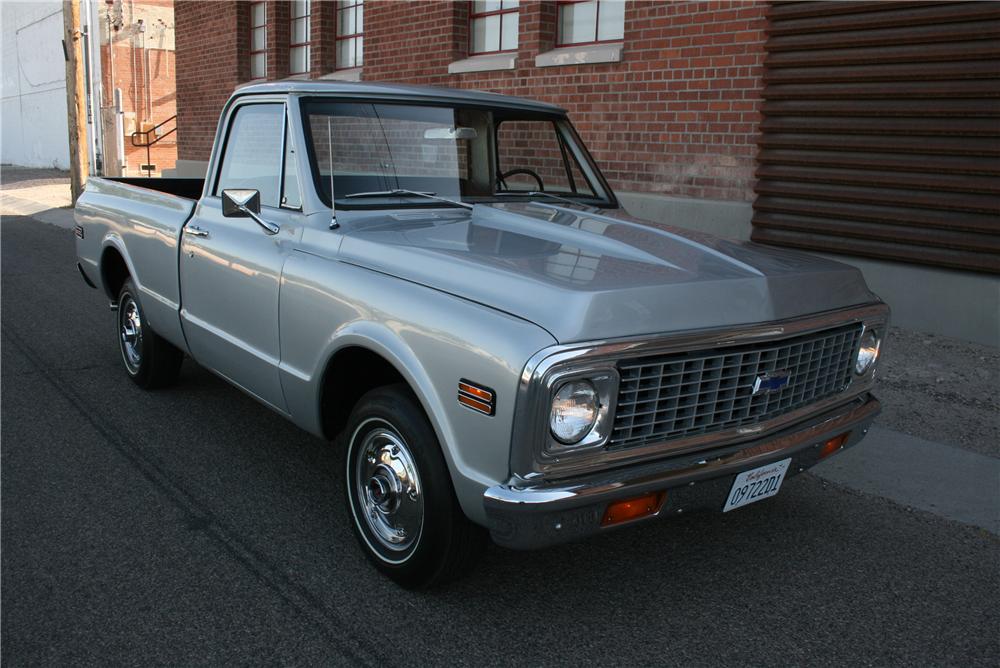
(178, 101), (304, 412)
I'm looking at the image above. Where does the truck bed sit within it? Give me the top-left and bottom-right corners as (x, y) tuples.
(99, 177), (205, 200)
(74, 176), (200, 352)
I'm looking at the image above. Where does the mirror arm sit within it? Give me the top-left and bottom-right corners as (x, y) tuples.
(238, 204), (280, 235)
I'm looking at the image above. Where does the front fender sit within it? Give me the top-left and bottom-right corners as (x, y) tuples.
(277, 251), (556, 524)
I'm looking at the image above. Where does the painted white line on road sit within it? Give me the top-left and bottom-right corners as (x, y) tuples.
(814, 425), (999, 535)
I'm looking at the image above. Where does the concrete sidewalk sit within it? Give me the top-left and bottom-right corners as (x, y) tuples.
(3, 167), (997, 536)
(0, 168), (74, 229)
(814, 426), (999, 535)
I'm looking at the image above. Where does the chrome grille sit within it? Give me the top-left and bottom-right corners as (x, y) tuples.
(611, 324), (863, 449)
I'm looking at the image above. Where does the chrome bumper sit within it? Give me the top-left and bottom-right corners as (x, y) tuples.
(484, 394), (881, 550)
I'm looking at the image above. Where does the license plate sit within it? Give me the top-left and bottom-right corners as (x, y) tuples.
(722, 458), (792, 512)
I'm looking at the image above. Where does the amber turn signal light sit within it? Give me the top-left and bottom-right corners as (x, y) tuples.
(819, 432), (850, 460)
(457, 379), (496, 416)
(601, 492), (666, 527)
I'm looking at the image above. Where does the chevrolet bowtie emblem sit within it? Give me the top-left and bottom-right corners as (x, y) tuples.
(752, 371), (790, 396)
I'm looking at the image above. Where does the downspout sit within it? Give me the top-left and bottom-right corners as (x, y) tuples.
(129, 0), (138, 126)
(83, 0), (103, 174)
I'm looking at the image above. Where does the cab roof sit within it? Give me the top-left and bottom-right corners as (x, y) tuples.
(233, 80), (566, 114)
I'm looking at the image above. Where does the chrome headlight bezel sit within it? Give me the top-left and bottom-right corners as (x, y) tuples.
(545, 370), (619, 454)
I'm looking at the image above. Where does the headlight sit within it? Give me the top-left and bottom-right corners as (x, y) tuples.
(549, 380), (599, 445)
(855, 329), (881, 375)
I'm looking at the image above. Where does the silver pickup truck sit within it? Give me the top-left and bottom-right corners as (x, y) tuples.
(75, 81), (887, 588)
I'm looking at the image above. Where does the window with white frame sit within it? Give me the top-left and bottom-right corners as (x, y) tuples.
(557, 0), (625, 46)
(249, 1), (267, 79)
(289, 0), (311, 75)
(470, 1), (519, 55)
(336, 0), (364, 69)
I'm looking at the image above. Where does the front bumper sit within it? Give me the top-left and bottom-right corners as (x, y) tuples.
(484, 393), (880, 549)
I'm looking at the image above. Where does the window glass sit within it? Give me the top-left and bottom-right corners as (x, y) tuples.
(597, 0), (625, 41)
(216, 104), (284, 208)
(290, 0), (311, 74)
(252, 26), (266, 51)
(559, 1), (596, 44)
(282, 125), (301, 209)
(337, 0), (363, 68)
(251, 1), (266, 25)
(290, 46), (308, 74)
(300, 100), (610, 208)
(500, 11), (519, 50)
(558, 0), (625, 45)
(307, 103), (474, 203)
(250, 2), (267, 79)
(470, 0), (518, 54)
(496, 120), (594, 196)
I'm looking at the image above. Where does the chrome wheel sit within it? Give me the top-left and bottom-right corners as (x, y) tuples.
(352, 419), (424, 558)
(119, 295), (143, 374)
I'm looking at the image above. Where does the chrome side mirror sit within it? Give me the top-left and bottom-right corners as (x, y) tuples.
(221, 189), (261, 217)
(221, 189), (278, 235)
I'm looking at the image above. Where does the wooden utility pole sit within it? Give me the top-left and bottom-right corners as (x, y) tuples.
(63, 0), (89, 203)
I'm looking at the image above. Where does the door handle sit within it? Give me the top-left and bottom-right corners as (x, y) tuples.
(185, 225), (210, 238)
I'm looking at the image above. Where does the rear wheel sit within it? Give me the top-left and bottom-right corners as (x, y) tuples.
(344, 384), (486, 589)
(116, 278), (183, 389)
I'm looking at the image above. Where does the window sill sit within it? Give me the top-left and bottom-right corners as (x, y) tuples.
(320, 67), (363, 82)
(534, 43), (623, 68)
(448, 53), (517, 74)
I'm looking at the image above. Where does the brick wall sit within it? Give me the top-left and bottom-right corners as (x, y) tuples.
(175, 0), (247, 162)
(99, 0), (177, 175)
(363, 0), (766, 201)
(174, 0), (767, 201)
(102, 45), (177, 173)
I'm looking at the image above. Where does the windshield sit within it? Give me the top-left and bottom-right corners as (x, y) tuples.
(300, 99), (614, 208)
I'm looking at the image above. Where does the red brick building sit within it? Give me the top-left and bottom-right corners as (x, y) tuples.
(172, 1), (999, 343)
(99, 0), (178, 175)
(176, 0), (765, 202)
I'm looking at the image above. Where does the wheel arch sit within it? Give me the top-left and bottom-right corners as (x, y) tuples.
(99, 243), (131, 300)
(318, 344), (410, 442)
(308, 324), (481, 518)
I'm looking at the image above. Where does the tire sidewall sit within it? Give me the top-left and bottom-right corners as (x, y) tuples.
(343, 387), (456, 585)
(117, 280), (149, 383)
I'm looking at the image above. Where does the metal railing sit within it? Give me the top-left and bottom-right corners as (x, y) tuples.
(130, 115), (177, 177)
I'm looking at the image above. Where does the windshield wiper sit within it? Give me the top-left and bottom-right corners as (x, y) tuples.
(493, 190), (595, 209)
(342, 189), (473, 210)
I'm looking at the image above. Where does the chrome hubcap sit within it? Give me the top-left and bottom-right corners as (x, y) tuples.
(119, 296), (143, 373)
(355, 425), (423, 553)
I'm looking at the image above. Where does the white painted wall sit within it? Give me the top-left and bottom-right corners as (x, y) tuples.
(1, 1), (70, 169)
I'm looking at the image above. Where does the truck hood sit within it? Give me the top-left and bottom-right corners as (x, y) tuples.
(337, 202), (877, 343)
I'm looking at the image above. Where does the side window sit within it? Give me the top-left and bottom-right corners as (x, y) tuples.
(215, 104), (284, 208)
(282, 124), (302, 209)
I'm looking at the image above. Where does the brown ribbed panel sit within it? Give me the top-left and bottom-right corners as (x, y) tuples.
(754, 2), (1000, 273)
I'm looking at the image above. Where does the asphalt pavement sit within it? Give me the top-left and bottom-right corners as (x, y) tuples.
(2, 214), (999, 666)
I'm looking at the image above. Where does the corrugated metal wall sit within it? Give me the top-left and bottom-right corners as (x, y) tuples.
(753, 2), (1000, 274)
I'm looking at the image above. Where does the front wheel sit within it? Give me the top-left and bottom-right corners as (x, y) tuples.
(344, 385), (486, 589)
